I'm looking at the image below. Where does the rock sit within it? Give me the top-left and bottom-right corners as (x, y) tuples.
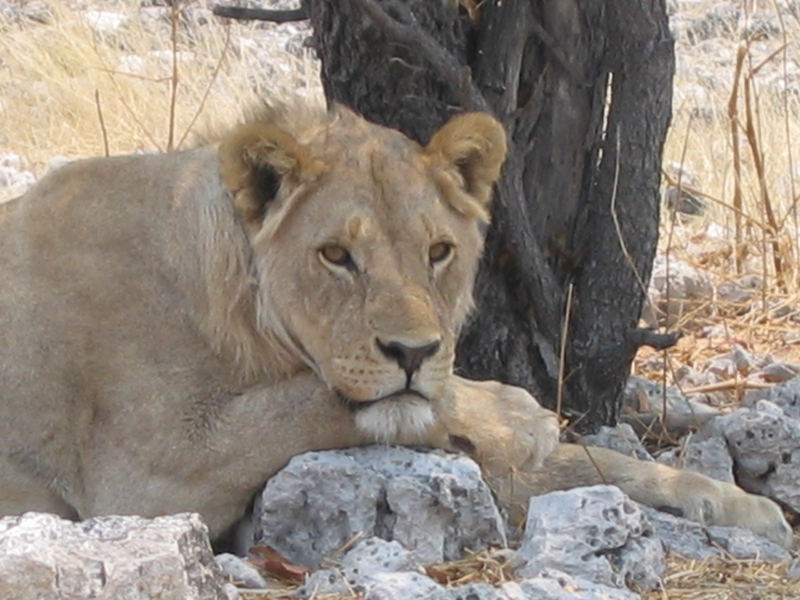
(502, 571), (641, 600)
(703, 356), (738, 379)
(432, 582), (508, 599)
(582, 424), (653, 461)
(223, 583), (240, 600)
(641, 506), (791, 563)
(622, 375), (720, 437)
(362, 572), (442, 600)
(716, 281), (754, 305)
(662, 162), (705, 218)
(215, 553), (266, 589)
(647, 256), (713, 326)
(0, 512), (226, 600)
(639, 507), (718, 560)
(662, 162), (705, 217)
(703, 344), (761, 379)
(306, 537), (647, 599)
(253, 447), (506, 567)
(789, 556), (800, 581)
(81, 10), (127, 33)
(718, 402), (800, 512)
(0, 152), (36, 201)
(664, 185), (706, 217)
(729, 344), (760, 374)
(299, 537), (422, 598)
(657, 433), (734, 483)
(511, 486), (664, 590)
(761, 361), (800, 384)
(760, 377), (800, 419)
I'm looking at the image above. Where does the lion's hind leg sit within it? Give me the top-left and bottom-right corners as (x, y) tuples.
(509, 443), (794, 549)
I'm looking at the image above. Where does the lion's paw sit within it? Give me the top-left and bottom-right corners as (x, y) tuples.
(444, 377), (560, 473)
(667, 472), (793, 549)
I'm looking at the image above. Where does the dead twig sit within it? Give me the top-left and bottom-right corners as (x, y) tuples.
(728, 44), (746, 273)
(94, 89), (110, 157)
(555, 283), (574, 420)
(212, 5), (307, 23)
(742, 46), (784, 288)
(166, 0), (182, 151)
(681, 378), (772, 395)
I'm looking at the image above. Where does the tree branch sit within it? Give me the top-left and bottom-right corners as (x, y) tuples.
(212, 5), (307, 23)
(349, 0), (489, 112)
(628, 328), (681, 351)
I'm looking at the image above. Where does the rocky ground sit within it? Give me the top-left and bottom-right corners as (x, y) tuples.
(1, 1), (800, 599)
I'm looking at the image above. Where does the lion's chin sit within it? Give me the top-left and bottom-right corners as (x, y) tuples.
(353, 396), (436, 444)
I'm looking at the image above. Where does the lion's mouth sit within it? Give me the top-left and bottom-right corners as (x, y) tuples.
(336, 389), (431, 412)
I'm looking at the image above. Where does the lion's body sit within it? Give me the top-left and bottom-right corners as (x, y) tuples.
(0, 107), (793, 549)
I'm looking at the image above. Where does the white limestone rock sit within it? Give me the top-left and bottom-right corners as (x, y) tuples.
(253, 446), (506, 566)
(511, 486), (665, 590)
(0, 512), (226, 600)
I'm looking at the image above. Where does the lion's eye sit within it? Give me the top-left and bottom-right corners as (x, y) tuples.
(429, 242), (453, 265)
(319, 244), (353, 268)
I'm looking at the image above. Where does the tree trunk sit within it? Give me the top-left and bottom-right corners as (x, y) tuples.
(306, 0), (675, 433)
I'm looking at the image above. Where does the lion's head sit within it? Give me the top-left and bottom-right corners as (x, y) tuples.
(218, 106), (506, 442)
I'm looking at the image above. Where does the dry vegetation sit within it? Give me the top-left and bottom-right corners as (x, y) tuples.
(650, 2), (800, 372)
(0, 0), (320, 181)
(1, 0), (799, 598)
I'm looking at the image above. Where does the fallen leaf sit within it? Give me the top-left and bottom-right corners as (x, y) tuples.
(248, 545), (310, 585)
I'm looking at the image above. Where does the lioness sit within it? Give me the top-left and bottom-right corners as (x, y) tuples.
(0, 106), (792, 550)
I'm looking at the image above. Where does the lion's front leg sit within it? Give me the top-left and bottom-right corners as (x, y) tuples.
(421, 376), (793, 549)
(422, 376), (560, 523)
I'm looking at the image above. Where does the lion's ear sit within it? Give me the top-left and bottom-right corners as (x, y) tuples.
(219, 123), (325, 226)
(425, 113), (507, 208)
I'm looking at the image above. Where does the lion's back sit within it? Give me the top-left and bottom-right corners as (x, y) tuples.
(0, 148), (228, 430)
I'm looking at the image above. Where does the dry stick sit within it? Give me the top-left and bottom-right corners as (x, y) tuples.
(555, 282), (574, 421)
(773, 2), (800, 287)
(742, 52), (784, 289)
(166, 0), (181, 151)
(579, 445), (609, 485)
(94, 89), (110, 157)
(211, 5), (307, 22)
(177, 23), (232, 149)
(350, 0), (489, 112)
(681, 379), (772, 395)
(728, 44), (747, 273)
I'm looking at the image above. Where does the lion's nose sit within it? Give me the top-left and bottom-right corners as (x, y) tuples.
(376, 338), (441, 381)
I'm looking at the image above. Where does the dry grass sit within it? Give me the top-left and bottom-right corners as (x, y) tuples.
(0, 0), (321, 183)
(2, 1), (799, 598)
(643, 554), (799, 600)
(641, 1), (800, 382)
(235, 548), (800, 600)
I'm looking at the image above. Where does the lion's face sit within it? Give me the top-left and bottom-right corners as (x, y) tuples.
(219, 107), (506, 441)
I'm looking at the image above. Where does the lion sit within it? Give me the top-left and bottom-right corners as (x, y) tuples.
(0, 105), (792, 551)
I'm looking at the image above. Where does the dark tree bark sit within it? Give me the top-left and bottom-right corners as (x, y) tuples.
(305, 0), (676, 433)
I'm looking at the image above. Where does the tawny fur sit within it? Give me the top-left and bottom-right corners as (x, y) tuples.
(0, 105), (792, 549)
